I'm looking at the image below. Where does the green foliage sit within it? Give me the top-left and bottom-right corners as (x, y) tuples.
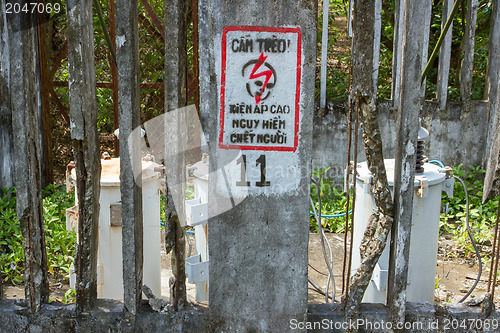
(440, 164), (500, 258)
(0, 186), (76, 285)
(42, 185), (77, 280)
(315, 0), (492, 101)
(310, 167), (351, 233)
(421, 0), (491, 100)
(159, 184), (196, 230)
(62, 288), (76, 304)
(316, 0), (351, 100)
(0, 188), (23, 285)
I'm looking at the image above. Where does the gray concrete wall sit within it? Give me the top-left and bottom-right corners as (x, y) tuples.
(312, 99), (489, 182)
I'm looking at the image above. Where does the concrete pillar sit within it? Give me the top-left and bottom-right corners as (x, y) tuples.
(67, 0), (101, 312)
(199, 1), (317, 331)
(164, 0), (188, 309)
(7, 0), (49, 313)
(0, 1), (14, 190)
(115, 0), (144, 316)
(388, 0), (427, 324)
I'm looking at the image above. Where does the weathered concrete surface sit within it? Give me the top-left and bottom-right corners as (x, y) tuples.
(66, 0), (101, 312)
(0, 300), (208, 332)
(388, 0), (426, 323)
(200, 0), (317, 331)
(7, 3), (49, 313)
(460, 0), (478, 101)
(115, 0), (144, 316)
(164, 0), (188, 309)
(2, 300), (499, 333)
(0, 0), (13, 190)
(308, 303), (500, 333)
(484, 0), (500, 166)
(312, 99), (489, 183)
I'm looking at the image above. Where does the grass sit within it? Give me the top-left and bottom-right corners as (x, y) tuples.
(440, 165), (500, 260)
(0, 185), (76, 285)
(310, 167), (352, 233)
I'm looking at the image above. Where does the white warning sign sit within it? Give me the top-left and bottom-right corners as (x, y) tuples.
(219, 26), (302, 152)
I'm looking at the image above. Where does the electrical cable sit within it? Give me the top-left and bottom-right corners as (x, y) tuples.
(310, 177), (336, 303)
(454, 175), (482, 303)
(310, 196), (335, 303)
(428, 160), (482, 302)
(308, 277), (341, 303)
(410, 159), (483, 302)
(429, 160), (445, 168)
(309, 263), (328, 277)
(309, 210), (352, 218)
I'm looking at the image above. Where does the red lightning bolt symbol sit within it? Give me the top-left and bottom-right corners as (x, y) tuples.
(249, 52), (273, 104)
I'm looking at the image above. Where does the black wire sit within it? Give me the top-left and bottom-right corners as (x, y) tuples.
(454, 176), (483, 303)
(309, 263), (328, 277)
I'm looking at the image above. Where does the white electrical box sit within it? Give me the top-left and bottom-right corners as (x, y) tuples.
(67, 158), (162, 300)
(351, 159), (451, 303)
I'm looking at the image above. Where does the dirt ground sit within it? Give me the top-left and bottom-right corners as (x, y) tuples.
(307, 233), (496, 305)
(3, 232), (495, 307)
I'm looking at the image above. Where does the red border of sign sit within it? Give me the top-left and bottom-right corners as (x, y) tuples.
(218, 26), (302, 152)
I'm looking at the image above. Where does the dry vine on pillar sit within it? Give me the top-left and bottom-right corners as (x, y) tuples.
(345, 95), (394, 317)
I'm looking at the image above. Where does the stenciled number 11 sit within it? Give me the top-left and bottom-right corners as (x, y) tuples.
(236, 154), (270, 187)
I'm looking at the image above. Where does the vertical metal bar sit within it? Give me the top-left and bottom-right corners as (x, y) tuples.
(7, 0), (49, 313)
(115, 0), (143, 315)
(371, 0), (382, 96)
(109, 0), (120, 157)
(460, 0), (478, 101)
(343, 96), (359, 306)
(66, 0), (101, 312)
(319, 0), (329, 109)
(487, 197), (500, 316)
(347, 0), (353, 38)
(36, 10), (53, 186)
(437, 0), (454, 110)
(487, 199), (500, 293)
(387, 0), (426, 324)
(391, 0), (403, 107)
(420, 0), (432, 98)
(164, 0), (188, 310)
(341, 94), (353, 299)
